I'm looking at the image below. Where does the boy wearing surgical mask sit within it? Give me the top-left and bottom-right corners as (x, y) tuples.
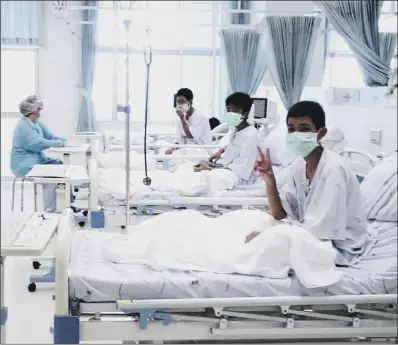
(246, 101), (372, 267)
(165, 88), (212, 155)
(194, 92), (260, 186)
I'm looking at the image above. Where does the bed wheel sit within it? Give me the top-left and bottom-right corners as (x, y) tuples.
(82, 210), (88, 217)
(32, 261), (41, 269)
(72, 195), (76, 201)
(78, 221), (86, 228)
(121, 225), (126, 230)
(74, 187), (79, 192)
(28, 283), (37, 292)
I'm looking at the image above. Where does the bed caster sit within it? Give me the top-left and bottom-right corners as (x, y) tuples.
(78, 221), (86, 228)
(74, 187), (79, 192)
(28, 282), (37, 292)
(32, 261), (41, 269)
(82, 210), (88, 217)
(121, 225), (126, 230)
(72, 195), (76, 201)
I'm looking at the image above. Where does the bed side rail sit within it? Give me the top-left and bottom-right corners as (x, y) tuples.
(55, 209), (75, 316)
(117, 294), (397, 311)
(340, 148), (380, 178)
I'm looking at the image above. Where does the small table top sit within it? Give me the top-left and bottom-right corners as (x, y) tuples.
(49, 143), (90, 153)
(1, 212), (60, 257)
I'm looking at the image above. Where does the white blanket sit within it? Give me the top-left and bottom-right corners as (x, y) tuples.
(98, 151), (158, 171)
(93, 162), (238, 199)
(102, 210), (342, 289)
(361, 153), (397, 222)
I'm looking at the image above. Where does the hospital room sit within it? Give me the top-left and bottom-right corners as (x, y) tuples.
(1, 0), (397, 343)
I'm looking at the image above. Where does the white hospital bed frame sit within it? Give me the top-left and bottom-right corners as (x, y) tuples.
(339, 148), (380, 181)
(52, 210), (397, 344)
(103, 129), (226, 153)
(88, 147), (381, 225)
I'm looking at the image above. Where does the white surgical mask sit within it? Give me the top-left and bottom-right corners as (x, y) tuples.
(178, 104), (190, 113)
(286, 132), (319, 157)
(224, 112), (242, 127)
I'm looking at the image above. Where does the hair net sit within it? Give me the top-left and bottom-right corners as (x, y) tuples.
(19, 95), (43, 116)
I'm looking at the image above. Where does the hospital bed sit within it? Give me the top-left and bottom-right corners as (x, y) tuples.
(51, 203), (397, 343)
(83, 146), (376, 230)
(103, 128), (227, 154)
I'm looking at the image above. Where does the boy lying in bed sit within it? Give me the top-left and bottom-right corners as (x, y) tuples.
(193, 92), (260, 185)
(246, 101), (372, 266)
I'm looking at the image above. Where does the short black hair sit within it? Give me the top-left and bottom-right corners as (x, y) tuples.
(209, 117), (221, 130)
(176, 88), (193, 102)
(286, 101), (326, 131)
(225, 92), (253, 113)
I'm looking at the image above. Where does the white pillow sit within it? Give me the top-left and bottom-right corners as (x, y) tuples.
(260, 128), (296, 167)
(361, 153), (397, 222)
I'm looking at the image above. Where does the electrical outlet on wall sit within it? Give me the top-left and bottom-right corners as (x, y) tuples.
(369, 128), (382, 144)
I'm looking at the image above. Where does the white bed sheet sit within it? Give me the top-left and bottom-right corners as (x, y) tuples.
(95, 165), (286, 203)
(69, 220), (397, 302)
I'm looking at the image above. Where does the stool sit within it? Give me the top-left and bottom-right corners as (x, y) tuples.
(11, 177), (37, 212)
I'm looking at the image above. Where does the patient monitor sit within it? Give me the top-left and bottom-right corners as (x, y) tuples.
(249, 98), (278, 136)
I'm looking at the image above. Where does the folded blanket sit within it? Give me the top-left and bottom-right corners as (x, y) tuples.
(102, 209), (342, 289)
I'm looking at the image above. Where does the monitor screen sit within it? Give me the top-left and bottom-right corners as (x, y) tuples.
(251, 98), (267, 119)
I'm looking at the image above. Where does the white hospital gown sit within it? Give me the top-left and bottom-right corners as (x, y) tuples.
(218, 125), (260, 185)
(280, 149), (372, 266)
(174, 110), (212, 145)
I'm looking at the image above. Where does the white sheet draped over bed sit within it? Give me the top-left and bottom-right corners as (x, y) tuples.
(361, 153), (397, 222)
(93, 162), (239, 199)
(102, 210), (342, 289)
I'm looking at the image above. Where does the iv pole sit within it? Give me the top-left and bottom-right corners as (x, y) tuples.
(117, 18), (132, 232)
(118, 18), (153, 231)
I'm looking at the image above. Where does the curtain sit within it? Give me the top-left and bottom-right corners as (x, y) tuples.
(264, 16), (321, 110)
(76, 0), (99, 133)
(1, 1), (42, 45)
(230, 0), (251, 25)
(315, 1), (397, 87)
(220, 28), (267, 94)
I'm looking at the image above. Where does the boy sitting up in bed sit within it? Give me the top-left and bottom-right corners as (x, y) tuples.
(165, 88), (212, 155)
(246, 101), (372, 266)
(193, 92), (260, 185)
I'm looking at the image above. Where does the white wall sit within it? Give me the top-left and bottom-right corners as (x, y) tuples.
(37, 0), (396, 154)
(266, 87), (398, 156)
(38, 1), (81, 139)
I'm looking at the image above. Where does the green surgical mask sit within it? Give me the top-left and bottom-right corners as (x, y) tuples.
(286, 132), (318, 157)
(224, 112), (242, 127)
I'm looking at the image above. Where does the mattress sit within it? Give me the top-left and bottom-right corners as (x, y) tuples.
(69, 220), (397, 302)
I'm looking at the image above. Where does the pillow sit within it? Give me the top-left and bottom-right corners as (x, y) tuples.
(260, 128), (297, 167)
(361, 153), (397, 222)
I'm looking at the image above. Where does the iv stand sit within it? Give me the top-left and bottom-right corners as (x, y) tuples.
(117, 21), (153, 231)
(117, 19), (132, 232)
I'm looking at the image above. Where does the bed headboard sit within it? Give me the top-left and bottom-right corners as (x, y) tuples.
(339, 149), (380, 182)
